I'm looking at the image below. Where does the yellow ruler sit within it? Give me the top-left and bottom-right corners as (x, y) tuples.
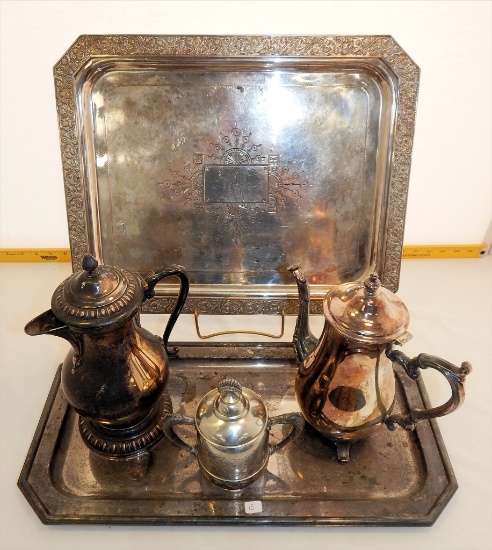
(0, 245), (488, 262)
(0, 248), (72, 262)
(402, 244), (488, 259)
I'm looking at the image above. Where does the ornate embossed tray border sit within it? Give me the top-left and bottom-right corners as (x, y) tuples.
(54, 35), (419, 314)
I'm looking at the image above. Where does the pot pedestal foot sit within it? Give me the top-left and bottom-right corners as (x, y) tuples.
(78, 391), (173, 458)
(334, 440), (352, 464)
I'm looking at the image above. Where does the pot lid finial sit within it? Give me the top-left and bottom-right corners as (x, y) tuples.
(216, 378), (246, 418)
(364, 272), (381, 296)
(81, 254), (99, 276)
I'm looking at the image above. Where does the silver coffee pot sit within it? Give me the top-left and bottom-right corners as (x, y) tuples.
(163, 378), (304, 490)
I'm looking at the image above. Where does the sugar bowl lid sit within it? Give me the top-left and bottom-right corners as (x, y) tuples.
(51, 254), (146, 328)
(195, 378), (268, 447)
(323, 272), (410, 344)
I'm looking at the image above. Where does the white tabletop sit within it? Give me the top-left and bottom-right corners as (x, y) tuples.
(1, 257), (491, 550)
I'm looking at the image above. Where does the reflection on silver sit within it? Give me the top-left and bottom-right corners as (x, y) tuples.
(54, 35), (420, 313)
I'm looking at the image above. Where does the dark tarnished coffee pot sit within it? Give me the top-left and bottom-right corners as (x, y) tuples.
(288, 265), (471, 463)
(25, 254), (189, 458)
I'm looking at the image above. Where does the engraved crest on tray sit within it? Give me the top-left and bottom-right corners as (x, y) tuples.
(160, 124), (311, 239)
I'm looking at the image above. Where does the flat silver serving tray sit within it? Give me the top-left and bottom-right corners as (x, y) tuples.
(19, 344), (456, 526)
(54, 35), (419, 314)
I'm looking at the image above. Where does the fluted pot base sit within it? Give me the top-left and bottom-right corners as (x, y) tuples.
(78, 392), (173, 458)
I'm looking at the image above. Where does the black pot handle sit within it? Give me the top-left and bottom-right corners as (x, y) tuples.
(144, 265), (189, 354)
(384, 344), (471, 431)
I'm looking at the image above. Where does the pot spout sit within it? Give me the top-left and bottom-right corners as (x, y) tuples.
(288, 264), (319, 364)
(24, 309), (78, 348)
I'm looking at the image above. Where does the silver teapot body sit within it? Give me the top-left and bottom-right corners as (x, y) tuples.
(289, 265), (471, 463)
(296, 326), (396, 445)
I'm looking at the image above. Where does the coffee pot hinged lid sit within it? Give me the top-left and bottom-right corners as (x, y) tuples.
(323, 272), (410, 345)
(51, 254), (147, 329)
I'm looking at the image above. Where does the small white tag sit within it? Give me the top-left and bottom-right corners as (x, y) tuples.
(244, 500), (263, 514)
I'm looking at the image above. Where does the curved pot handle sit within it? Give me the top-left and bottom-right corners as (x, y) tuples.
(162, 414), (198, 455)
(384, 345), (471, 431)
(268, 412), (305, 455)
(144, 265), (190, 354)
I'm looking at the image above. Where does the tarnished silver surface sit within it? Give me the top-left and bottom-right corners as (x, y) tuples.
(54, 35), (419, 313)
(24, 257), (190, 457)
(18, 344), (458, 525)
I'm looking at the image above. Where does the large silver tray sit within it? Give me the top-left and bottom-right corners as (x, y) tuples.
(18, 344), (456, 526)
(54, 35), (419, 314)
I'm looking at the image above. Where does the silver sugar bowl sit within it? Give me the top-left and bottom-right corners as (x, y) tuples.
(163, 378), (304, 490)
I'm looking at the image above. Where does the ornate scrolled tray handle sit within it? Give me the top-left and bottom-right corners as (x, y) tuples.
(384, 345), (471, 431)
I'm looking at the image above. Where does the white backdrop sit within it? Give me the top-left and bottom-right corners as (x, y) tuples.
(1, 4), (492, 550)
(0, 0), (491, 249)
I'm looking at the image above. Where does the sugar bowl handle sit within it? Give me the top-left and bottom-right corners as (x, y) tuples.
(268, 412), (305, 455)
(162, 415), (197, 455)
(385, 345), (471, 431)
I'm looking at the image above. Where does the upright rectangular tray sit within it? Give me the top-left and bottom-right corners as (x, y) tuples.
(18, 344), (457, 526)
(54, 35), (419, 314)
